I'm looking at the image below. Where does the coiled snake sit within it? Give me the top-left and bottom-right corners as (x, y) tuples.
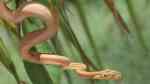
(0, 1), (121, 80)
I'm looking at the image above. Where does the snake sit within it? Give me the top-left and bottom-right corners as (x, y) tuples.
(0, 1), (121, 80)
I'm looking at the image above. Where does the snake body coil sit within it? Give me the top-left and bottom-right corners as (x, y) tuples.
(0, 2), (121, 80)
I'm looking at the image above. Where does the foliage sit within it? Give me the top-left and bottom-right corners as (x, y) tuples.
(0, 0), (149, 84)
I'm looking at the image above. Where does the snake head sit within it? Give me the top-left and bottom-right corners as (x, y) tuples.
(93, 69), (122, 80)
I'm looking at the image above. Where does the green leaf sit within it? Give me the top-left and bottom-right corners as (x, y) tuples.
(0, 24), (32, 84)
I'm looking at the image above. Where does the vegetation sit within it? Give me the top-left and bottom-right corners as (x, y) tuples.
(0, 0), (149, 84)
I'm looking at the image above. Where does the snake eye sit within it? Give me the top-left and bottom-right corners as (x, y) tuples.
(103, 74), (107, 77)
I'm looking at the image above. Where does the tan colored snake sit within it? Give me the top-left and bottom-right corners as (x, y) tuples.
(0, 1), (121, 80)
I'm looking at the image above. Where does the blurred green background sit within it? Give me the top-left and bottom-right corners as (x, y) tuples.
(0, 0), (150, 84)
